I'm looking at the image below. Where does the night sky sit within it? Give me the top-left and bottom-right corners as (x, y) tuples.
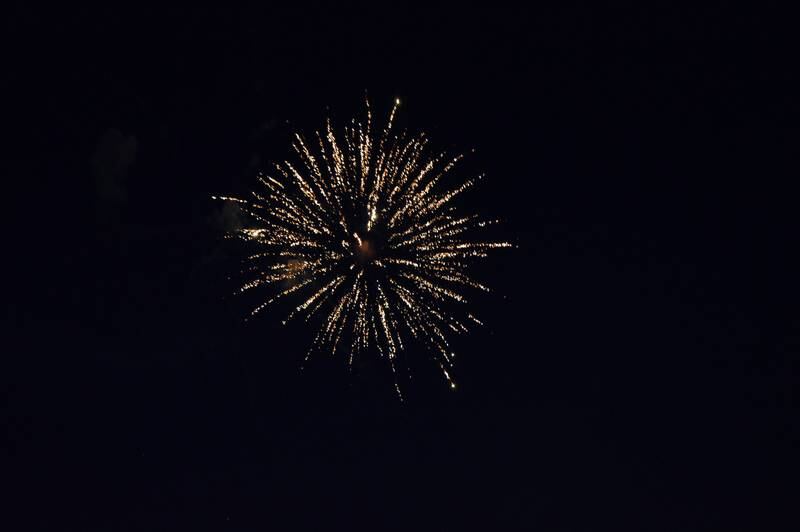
(6, 5), (799, 530)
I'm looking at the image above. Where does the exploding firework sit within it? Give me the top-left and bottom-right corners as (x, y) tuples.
(214, 98), (510, 396)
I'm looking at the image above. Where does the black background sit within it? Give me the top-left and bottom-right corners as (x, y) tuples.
(5, 4), (799, 530)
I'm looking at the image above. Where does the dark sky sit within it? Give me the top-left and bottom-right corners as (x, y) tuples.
(6, 4), (799, 530)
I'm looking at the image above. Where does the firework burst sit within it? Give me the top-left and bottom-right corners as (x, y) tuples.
(214, 99), (510, 397)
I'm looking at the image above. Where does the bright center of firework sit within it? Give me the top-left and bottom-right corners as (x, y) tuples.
(352, 231), (381, 264)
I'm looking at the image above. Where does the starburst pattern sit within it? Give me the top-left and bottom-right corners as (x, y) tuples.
(214, 99), (510, 396)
